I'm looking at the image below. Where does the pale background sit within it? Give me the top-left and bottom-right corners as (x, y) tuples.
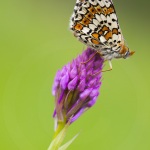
(0, 0), (150, 149)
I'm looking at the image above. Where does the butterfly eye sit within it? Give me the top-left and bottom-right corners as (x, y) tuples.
(123, 50), (130, 59)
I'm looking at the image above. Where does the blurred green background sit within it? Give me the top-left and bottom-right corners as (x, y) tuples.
(0, 0), (150, 149)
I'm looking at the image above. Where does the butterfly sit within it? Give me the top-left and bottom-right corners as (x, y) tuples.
(70, 0), (135, 70)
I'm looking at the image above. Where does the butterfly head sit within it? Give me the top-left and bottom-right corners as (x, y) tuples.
(120, 45), (135, 59)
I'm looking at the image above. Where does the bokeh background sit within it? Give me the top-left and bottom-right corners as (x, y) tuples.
(0, 0), (150, 149)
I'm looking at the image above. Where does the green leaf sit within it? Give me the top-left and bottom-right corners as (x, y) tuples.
(58, 133), (79, 150)
(47, 123), (69, 150)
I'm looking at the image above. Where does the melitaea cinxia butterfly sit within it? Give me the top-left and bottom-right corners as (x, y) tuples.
(70, 0), (135, 70)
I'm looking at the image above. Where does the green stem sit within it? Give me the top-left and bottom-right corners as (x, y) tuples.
(53, 121), (66, 138)
(48, 121), (69, 150)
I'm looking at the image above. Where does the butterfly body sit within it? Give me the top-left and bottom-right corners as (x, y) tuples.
(70, 0), (135, 61)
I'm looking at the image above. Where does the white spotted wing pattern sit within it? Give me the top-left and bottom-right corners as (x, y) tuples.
(70, 0), (135, 60)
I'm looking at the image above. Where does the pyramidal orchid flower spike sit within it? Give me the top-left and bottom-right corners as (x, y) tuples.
(48, 48), (104, 150)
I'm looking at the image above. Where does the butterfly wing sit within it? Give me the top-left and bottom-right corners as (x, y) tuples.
(70, 0), (124, 52)
(70, 0), (103, 49)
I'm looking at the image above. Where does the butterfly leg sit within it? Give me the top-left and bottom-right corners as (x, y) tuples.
(80, 51), (98, 64)
(92, 60), (112, 76)
(102, 60), (112, 72)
